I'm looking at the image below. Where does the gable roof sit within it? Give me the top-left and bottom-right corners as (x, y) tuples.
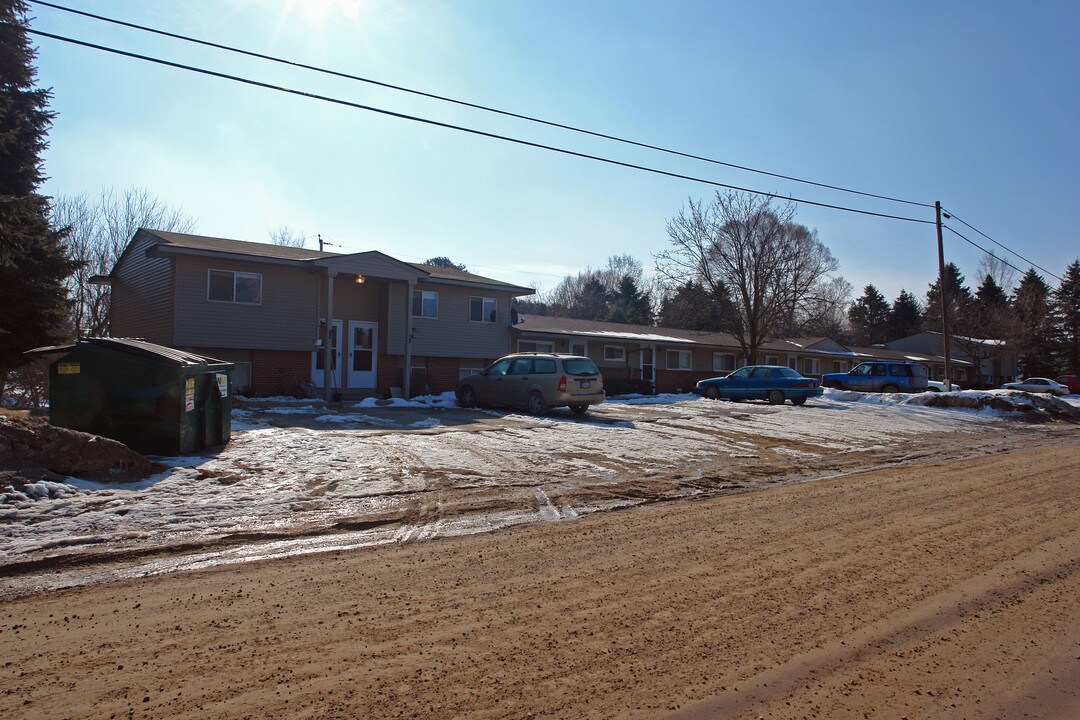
(515, 315), (742, 347)
(127, 229), (534, 293)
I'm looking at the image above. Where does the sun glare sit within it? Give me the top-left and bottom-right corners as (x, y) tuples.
(283, 0), (366, 26)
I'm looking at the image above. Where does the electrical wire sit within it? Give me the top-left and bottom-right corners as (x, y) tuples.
(942, 208), (1062, 283)
(29, 0), (934, 210)
(943, 225), (1028, 279)
(23, 26), (937, 226)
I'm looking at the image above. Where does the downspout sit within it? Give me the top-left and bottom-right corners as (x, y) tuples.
(404, 280), (415, 398)
(323, 271), (336, 402)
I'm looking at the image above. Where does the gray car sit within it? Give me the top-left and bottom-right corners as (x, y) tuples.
(456, 353), (605, 415)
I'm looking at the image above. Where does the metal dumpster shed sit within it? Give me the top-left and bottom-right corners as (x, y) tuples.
(44, 338), (233, 455)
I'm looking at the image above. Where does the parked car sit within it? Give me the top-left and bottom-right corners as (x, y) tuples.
(1001, 377), (1069, 396)
(926, 380), (954, 392)
(1054, 375), (1080, 394)
(821, 361), (929, 393)
(456, 353), (605, 415)
(694, 365), (823, 406)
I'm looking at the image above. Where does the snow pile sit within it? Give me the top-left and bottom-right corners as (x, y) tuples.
(906, 389), (1080, 420)
(353, 392), (459, 409)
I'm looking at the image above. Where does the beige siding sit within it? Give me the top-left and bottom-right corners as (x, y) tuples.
(111, 233), (175, 343)
(172, 256), (319, 351)
(388, 282), (514, 359)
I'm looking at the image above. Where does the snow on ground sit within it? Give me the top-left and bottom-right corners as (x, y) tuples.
(0, 389), (1075, 596)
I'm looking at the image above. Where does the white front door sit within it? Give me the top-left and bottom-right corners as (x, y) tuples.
(311, 319), (342, 388)
(347, 321), (378, 389)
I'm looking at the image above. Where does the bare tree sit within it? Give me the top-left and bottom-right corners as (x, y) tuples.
(269, 226), (307, 248)
(53, 187), (195, 338)
(656, 190), (841, 362)
(977, 252), (1018, 295)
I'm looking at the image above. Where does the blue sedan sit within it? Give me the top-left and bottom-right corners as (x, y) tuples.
(694, 365), (824, 406)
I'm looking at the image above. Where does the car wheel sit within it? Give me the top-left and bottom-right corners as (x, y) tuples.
(527, 391), (548, 416)
(569, 403), (588, 415)
(458, 385), (477, 408)
(790, 396), (807, 406)
(704, 385), (720, 400)
(881, 384), (899, 393)
(825, 381), (842, 390)
(767, 390), (785, 405)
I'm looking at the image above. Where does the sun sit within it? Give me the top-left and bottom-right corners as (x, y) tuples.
(283, 0), (366, 26)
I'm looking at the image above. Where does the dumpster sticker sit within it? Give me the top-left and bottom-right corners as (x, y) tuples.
(57, 362), (81, 375)
(185, 378), (195, 412)
(216, 373), (228, 398)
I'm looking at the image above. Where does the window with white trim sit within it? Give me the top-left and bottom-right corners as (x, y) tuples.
(518, 340), (554, 353)
(765, 355), (779, 366)
(713, 353), (736, 372)
(469, 296), (497, 323)
(411, 289), (438, 318)
(604, 345), (626, 362)
(833, 361), (848, 373)
(459, 366), (484, 380)
(788, 357), (797, 370)
(666, 349), (692, 370)
(570, 341), (587, 357)
(208, 269), (262, 304)
(802, 358), (820, 375)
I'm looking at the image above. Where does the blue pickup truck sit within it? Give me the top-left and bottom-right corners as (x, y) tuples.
(821, 361), (929, 393)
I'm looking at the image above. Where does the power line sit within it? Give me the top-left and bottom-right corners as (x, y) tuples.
(942, 224), (1028, 279)
(942, 207), (1062, 283)
(29, 0), (934, 210)
(23, 26), (938, 226)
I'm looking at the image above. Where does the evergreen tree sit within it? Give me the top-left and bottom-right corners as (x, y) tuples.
(847, 284), (891, 345)
(887, 290), (922, 340)
(923, 262), (972, 332)
(607, 276), (653, 326)
(658, 280), (739, 333)
(953, 274), (1010, 388)
(1010, 269), (1057, 378)
(1051, 260), (1080, 374)
(0, 0), (78, 383)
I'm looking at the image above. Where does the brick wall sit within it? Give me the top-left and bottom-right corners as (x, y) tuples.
(424, 357), (461, 395)
(654, 369), (713, 394)
(250, 349), (310, 396)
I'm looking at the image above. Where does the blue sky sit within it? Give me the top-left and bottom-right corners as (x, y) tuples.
(30, 0), (1080, 304)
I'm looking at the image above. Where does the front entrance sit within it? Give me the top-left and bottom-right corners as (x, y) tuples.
(640, 347), (655, 387)
(311, 319), (342, 389)
(347, 320), (378, 389)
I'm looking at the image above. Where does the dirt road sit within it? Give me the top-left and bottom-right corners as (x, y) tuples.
(2, 428), (1078, 719)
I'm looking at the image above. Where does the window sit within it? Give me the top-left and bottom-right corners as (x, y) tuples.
(411, 289), (438, 318)
(518, 340), (554, 353)
(533, 358), (557, 374)
(833, 361), (848, 373)
(459, 367), (484, 380)
(470, 296), (497, 323)
(765, 355), (779, 366)
(802, 358), (819, 375)
(208, 269), (262, 304)
(713, 353), (736, 372)
(509, 358), (533, 375)
(604, 346), (626, 362)
(788, 357), (797, 370)
(570, 341), (587, 357)
(666, 349), (692, 370)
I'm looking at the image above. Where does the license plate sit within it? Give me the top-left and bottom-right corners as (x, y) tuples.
(580, 381), (591, 388)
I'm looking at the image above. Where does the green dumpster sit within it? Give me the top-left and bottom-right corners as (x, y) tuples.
(47, 338), (233, 455)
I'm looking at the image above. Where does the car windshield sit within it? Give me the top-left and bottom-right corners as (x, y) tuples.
(564, 358), (599, 376)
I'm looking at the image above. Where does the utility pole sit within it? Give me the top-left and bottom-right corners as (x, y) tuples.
(935, 201), (953, 390)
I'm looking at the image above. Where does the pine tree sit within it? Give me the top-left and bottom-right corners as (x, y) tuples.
(923, 262), (972, 332)
(658, 280), (739, 333)
(1051, 260), (1080, 374)
(847, 284), (891, 345)
(607, 276), (653, 326)
(887, 290), (922, 341)
(1011, 269), (1057, 378)
(0, 0), (78, 381)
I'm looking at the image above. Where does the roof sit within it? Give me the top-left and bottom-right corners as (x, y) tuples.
(515, 315), (743, 347)
(845, 345), (973, 367)
(133, 229), (535, 294)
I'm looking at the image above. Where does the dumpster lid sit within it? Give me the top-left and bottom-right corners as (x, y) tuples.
(84, 337), (227, 366)
(27, 338), (227, 366)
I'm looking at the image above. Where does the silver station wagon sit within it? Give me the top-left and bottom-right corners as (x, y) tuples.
(456, 353), (605, 415)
